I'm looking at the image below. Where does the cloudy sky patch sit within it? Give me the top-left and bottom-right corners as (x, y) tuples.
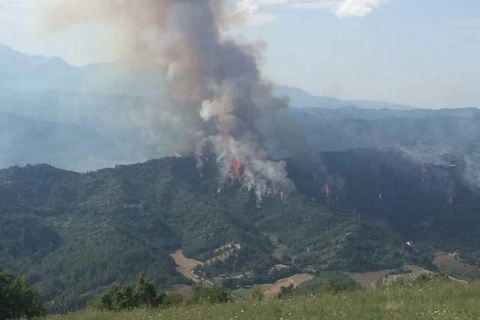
(235, 0), (392, 25)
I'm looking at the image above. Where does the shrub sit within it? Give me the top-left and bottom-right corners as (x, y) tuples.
(295, 272), (360, 297)
(190, 284), (233, 304)
(164, 292), (186, 306)
(94, 274), (166, 311)
(277, 285), (295, 300)
(249, 286), (264, 301)
(0, 268), (46, 319)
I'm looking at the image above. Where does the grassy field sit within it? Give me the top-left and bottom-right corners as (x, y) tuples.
(260, 273), (314, 298)
(43, 281), (480, 320)
(434, 252), (480, 279)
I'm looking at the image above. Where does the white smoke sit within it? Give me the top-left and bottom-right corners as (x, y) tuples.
(35, 0), (294, 200)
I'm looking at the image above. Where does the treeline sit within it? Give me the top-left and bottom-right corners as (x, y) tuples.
(91, 272), (359, 312)
(90, 275), (233, 312)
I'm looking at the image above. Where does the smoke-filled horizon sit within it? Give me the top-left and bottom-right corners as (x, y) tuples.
(36, 0), (294, 201)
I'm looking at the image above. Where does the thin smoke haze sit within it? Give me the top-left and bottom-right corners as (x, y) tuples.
(35, 0), (294, 201)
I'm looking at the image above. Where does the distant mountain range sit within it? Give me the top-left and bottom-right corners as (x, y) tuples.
(273, 85), (416, 110)
(1, 43), (415, 109)
(0, 44), (166, 96)
(0, 43), (478, 173)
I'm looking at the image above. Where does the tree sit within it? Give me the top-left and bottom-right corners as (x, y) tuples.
(0, 268), (46, 319)
(190, 284), (233, 304)
(322, 272), (346, 294)
(294, 272), (360, 297)
(277, 285), (295, 300)
(94, 274), (166, 311)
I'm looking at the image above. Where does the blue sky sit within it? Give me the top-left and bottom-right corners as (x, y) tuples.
(0, 0), (479, 108)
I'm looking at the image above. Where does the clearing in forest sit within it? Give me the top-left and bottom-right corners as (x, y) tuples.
(170, 250), (204, 283)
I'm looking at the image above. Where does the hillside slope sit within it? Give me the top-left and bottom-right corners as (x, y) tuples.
(1, 151), (480, 311)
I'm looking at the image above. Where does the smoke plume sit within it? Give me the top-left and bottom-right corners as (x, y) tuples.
(36, 0), (294, 200)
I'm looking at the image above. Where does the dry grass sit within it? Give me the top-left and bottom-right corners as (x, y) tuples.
(170, 250), (203, 283)
(260, 273), (314, 298)
(434, 252), (480, 278)
(347, 269), (396, 289)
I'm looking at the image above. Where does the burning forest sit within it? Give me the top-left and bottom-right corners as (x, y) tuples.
(30, 0), (480, 206)
(36, 0), (294, 202)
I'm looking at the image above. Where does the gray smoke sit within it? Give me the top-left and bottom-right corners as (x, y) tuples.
(36, 0), (294, 200)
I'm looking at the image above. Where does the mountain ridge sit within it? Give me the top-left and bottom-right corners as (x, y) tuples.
(2, 42), (479, 173)
(0, 42), (417, 110)
(273, 85), (417, 110)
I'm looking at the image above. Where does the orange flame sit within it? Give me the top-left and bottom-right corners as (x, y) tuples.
(228, 159), (244, 180)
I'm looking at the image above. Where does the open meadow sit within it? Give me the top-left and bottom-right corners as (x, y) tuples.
(44, 281), (480, 320)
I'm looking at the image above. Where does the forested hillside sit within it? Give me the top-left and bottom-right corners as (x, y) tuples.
(1, 150), (480, 311)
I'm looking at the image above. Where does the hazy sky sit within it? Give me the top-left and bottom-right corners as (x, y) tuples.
(0, 0), (479, 108)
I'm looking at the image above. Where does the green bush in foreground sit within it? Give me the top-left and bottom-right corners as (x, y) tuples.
(0, 268), (46, 319)
(190, 284), (233, 304)
(90, 276), (234, 312)
(295, 271), (361, 296)
(91, 275), (166, 311)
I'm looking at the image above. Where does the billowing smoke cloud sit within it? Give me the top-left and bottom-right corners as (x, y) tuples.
(36, 0), (294, 201)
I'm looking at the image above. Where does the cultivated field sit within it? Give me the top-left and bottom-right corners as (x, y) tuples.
(434, 252), (480, 279)
(170, 250), (204, 283)
(347, 269), (396, 289)
(347, 265), (432, 289)
(260, 273), (314, 298)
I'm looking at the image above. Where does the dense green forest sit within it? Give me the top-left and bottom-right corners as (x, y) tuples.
(1, 150), (480, 311)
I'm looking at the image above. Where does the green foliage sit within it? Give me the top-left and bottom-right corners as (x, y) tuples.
(276, 284), (295, 300)
(295, 272), (360, 296)
(190, 284), (233, 304)
(0, 267), (46, 319)
(41, 281), (480, 320)
(321, 272), (357, 294)
(163, 292), (185, 307)
(248, 286), (264, 301)
(93, 275), (166, 311)
(2, 155), (480, 312)
(330, 223), (404, 272)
